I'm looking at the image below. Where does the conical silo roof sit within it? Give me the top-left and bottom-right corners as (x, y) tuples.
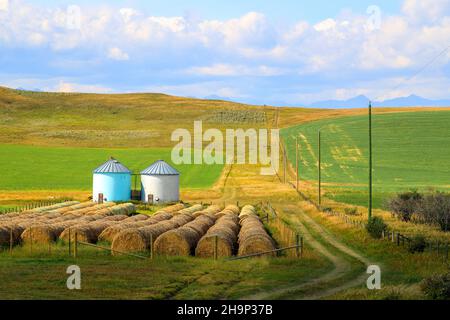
(140, 160), (179, 175)
(93, 157), (131, 174)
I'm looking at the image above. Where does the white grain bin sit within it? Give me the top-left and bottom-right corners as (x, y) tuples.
(140, 160), (180, 204)
(92, 157), (132, 202)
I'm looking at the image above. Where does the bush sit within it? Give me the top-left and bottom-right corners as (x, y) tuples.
(366, 216), (388, 239)
(386, 191), (422, 222)
(418, 192), (450, 232)
(344, 207), (359, 216)
(421, 273), (450, 300)
(408, 235), (427, 253)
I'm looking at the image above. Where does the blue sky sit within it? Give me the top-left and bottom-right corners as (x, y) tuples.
(0, 0), (449, 105)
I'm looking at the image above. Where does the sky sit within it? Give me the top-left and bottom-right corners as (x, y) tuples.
(0, 0), (449, 105)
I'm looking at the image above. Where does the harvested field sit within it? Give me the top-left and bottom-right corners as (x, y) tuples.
(196, 206), (241, 258)
(238, 205), (276, 257)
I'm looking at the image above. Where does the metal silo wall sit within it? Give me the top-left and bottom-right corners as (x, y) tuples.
(93, 173), (131, 202)
(140, 175), (179, 203)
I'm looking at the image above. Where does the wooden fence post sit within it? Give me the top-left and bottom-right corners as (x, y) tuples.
(150, 234), (153, 260)
(30, 227), (33, 254)
(300, 237), (304, 258)
(295, 234), (300, 258)
(74, 233), (78, 258)
(68, 228), (71, 256)
(9, 227), (13, 255)
(397, 233), (400, 246)
(214, 236), (218, 260)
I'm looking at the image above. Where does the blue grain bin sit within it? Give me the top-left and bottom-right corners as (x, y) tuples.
(92, 158), (131, 202)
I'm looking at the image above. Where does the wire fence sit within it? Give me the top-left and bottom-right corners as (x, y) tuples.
(0, 200), (69, 215)
(260, 201), (303, 259)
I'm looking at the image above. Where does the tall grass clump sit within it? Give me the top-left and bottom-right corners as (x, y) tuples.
(421, 272), (450, 300)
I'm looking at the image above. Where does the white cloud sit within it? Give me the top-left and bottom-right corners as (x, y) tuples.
(55, 81), (112, 93)
(107, 47), (129, 61)
(187, 64), (285, 77)
(0, 0), (8, 11)
(314, 18), (336, 32)
(402, 0), (450, 23)
(1, 0), (450, 103)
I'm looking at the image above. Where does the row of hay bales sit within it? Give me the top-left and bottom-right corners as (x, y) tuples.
(111, 204), (204, 254)
(237, 205), (276, 256)
(0, 201), (80, 221)
(0, 201), (96, 245)
(21, 203), (136, 244)
(0, 202), (136, 246)
(195, 205), (241, 258)
(98, 203), (185, 242)
(154, 205), (224, 255)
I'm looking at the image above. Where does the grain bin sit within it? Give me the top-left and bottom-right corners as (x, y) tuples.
(92, 158), (131, 202)
(140, 160), (179, 204)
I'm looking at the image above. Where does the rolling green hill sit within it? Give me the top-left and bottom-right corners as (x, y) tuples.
(0, 86), (276, 148)
(281, 111), (450, 208)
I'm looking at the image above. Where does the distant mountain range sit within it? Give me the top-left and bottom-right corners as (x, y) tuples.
(306, 95), (450, 109)
(202, 94), (450, 108)
(12, 87), (450, 108)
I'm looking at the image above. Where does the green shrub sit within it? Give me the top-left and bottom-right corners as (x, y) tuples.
(366, 216), (388, 239)
(408, 235), (427, 253)
(421, 273), (450, 299)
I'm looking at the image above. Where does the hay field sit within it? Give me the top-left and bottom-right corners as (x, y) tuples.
(0, 86), (277, 148)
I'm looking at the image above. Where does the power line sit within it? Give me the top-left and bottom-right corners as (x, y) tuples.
(371, 43), (450, 103)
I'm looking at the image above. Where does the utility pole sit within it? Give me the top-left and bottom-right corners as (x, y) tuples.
(368, 101), (373, 220)
(318, 129), (321, 208)
(296, 137), (299, 191)
(283, 144), (287, 184)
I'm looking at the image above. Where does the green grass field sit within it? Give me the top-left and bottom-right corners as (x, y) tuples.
(0, 144), (223, 190)
(281, 111), (450, 208)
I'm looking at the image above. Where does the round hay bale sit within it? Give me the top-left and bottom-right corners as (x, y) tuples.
(154, 213), (216, 256)
(237, 208), (275, 257)
(195, 234), (234, 258)
(98, 213), (174, 242)
(123, 214), (149, 222)
(195, 209), (240, 258)
(98, 223), (138, 242)
(111, 228), (148, 253)
(111, 212), (195, 254)
(238, 236), (276, 256)
(154, 227), (199, 256)
(60, 220), (118, 243)
(21, 225), (59, 243)
(192, 205), (223, 218)
(155, 203), (185, 214)
(174, 204), (203, 216)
